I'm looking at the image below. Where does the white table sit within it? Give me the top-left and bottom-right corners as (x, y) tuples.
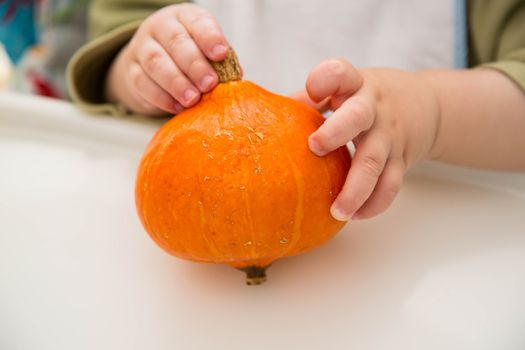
(1, 92), (525, 350)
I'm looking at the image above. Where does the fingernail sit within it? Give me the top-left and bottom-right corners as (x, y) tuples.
(308, 138), (324, 156)
(212, 44), (228, 57)
(330, 204), (351, 222)
(183, 89), (198, 104)
(200, 74), (215, 91)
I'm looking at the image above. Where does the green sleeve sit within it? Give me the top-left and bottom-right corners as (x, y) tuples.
(67, 0), (186, 116)
(468, 0), (525, 92)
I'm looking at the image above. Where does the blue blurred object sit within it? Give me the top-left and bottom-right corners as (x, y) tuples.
(0, 0), (37, 64)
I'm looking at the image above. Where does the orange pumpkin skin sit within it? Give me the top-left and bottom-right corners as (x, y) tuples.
(135, 80), (351, 276)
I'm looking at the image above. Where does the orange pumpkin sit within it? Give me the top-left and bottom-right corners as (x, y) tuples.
(135, 50), (351, 285)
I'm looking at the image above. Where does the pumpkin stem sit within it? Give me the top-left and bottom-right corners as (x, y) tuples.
(239, 265), (269, 286)
(210, 49), (242, 83)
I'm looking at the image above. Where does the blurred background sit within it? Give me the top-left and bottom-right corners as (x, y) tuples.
(0, 43), (10, 90)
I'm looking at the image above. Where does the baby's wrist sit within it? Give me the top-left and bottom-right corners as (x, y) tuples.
(415, 70), (445, 161)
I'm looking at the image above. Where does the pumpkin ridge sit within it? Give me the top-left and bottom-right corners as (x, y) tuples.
(257, 89), (298, 127)
(238, 160), (257, 260)
(282, 154), (305, 257)
(233, 87), (259, 133)
(240, 105), (259, 261)
(196, 156), (225, 261)
(183, 104), (212, 131)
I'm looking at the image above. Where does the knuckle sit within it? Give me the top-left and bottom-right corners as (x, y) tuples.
(166, 32), (192, 53)
(348, 101), (370, 130)
(141, 49), (164, 74)
(360, 154), (384, 178)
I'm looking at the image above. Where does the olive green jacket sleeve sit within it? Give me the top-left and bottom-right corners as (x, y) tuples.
(469, 0), (525, 92)
(66, 0), (186, 116)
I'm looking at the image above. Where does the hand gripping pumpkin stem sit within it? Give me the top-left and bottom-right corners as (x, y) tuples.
(238, 265), (270, 286)
(210, 49), (242, 83)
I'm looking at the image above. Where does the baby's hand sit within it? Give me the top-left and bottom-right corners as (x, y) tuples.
(296, 60), (441, 221)
(105, 4), (229, 116)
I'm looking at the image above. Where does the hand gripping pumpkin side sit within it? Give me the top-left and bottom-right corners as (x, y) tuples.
(135, 50), (351, 285)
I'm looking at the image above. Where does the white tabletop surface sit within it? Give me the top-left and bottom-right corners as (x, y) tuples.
(1, 92), (525, 350)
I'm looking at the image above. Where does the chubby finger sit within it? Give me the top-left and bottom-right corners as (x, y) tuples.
(352, 159), (404, 219)
(306, 59), (363, 105)
(128, 62), (183, 115)
(291, 90), (331, 113)
(330, 130), (391, 221)
(176, 4), (229, 61)
(309, 90), (376, 156)
(137, 39), (200, 108)
(153, 17), (218, 93)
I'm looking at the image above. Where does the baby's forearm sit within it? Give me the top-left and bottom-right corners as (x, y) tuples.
(419, 69), (525, 170)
